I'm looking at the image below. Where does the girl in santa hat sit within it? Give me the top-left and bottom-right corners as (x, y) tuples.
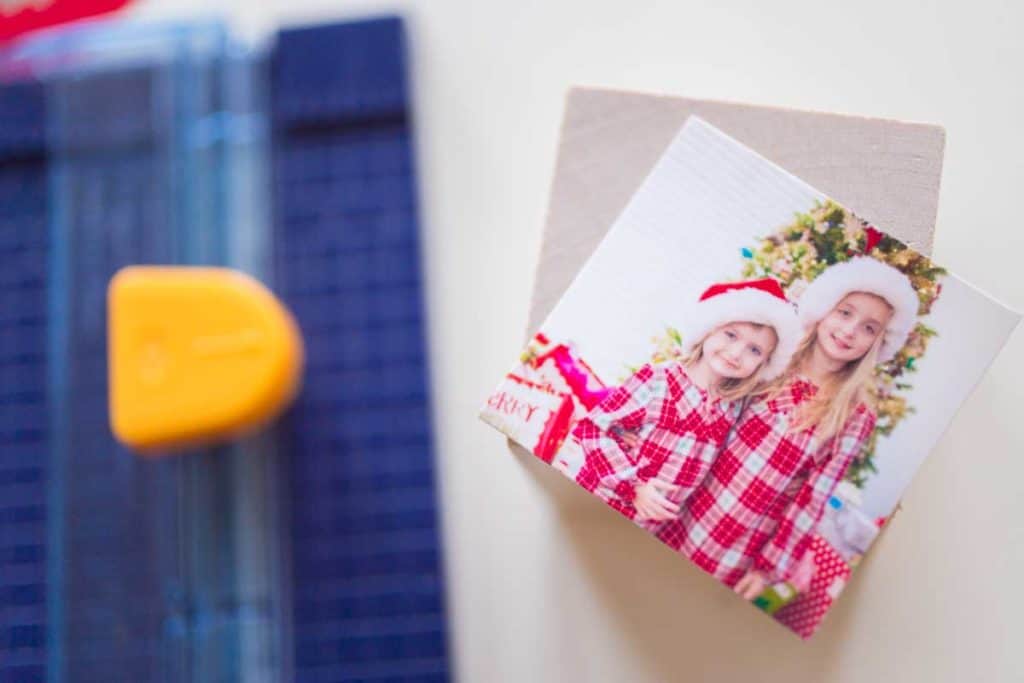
(654, 257), (919, 600)
(572, 278), (801, 528)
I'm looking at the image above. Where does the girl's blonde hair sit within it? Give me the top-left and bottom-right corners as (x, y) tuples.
(759, 319), (886, 442)
(681, 323), (779, 402)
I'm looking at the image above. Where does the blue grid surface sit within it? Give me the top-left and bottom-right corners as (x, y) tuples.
(0, 79), (49, 683)
(0, 15), (448, 682)
(272, 17), (450, 683)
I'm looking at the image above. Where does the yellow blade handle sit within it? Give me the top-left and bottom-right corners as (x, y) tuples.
(108, 266), (304, 454)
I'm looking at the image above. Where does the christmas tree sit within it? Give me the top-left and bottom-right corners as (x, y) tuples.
(649, 200), (946, 487)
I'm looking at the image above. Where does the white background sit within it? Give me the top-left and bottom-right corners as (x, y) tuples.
(126, 1), (1024, 680)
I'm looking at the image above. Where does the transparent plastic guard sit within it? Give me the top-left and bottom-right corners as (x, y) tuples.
(2, 20), (289, 682)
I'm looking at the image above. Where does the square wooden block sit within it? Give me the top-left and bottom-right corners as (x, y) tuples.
(511, 87), (945, 513)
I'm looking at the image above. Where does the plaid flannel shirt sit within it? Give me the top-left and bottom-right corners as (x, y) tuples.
(655, 378), (876, 586)
(572, 363), (736, 522)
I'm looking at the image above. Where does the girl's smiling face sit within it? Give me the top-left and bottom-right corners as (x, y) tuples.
(702, 322), (778, 380)
(817, 292), (893, 363)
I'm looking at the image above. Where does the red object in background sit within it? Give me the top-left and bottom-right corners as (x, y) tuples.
(1, 0), (134, 43)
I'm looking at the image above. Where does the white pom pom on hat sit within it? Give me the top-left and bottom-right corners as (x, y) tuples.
(680, 278), (802, 382)
(796, 257), (919, 363)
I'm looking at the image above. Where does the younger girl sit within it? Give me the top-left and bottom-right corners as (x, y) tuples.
(655, 257), (918, 598)
(572, 278), (801, 527)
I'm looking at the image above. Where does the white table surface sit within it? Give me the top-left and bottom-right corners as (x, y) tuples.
(128, 1), (1024, 679)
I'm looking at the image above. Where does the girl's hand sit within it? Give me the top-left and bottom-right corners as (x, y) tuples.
(734, 571), (769, 601)
(620, 431), (640, 451)
(633, 481), (681, 521)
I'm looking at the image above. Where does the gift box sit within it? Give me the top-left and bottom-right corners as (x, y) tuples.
(773, 535), (852, 639)
(753, 582), (798, 615)
(480, 375), (575, 463)
(754, 548), (816, 615)
(482, 334), (610, 465)
(517, 333), (610, 417)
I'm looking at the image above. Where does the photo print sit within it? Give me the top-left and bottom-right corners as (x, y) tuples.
(480, 117), (1020, 639)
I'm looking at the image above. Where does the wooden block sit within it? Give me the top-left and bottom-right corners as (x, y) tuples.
(512, 87), (945, 513)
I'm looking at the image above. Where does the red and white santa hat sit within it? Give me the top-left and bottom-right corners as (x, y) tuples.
(796, 257), (919, 363)
(681, 278), (802, 381)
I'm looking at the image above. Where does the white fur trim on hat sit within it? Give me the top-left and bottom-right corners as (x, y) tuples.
(796, 257), (919, 363)
(680, 286), (802, 382)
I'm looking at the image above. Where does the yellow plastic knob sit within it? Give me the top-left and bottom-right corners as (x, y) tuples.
(108, 266), (304, 454)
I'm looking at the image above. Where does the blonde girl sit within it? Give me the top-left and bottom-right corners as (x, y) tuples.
(572, 278), (801, 526)
(655, 258), (918, 597)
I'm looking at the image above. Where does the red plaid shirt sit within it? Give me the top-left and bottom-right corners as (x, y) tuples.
(572, 363), (736, 522)
(655, 378), (876, 586)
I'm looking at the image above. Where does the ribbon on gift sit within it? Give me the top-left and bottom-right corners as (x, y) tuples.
(532, 344), (610, 411)
(521, 333), (609, 413)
